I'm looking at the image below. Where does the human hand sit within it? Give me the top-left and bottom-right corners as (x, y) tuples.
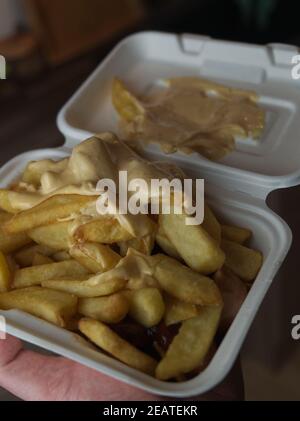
(0, 334), (244, 401)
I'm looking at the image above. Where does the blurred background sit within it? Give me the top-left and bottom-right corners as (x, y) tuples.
(0, 0), (300, 401)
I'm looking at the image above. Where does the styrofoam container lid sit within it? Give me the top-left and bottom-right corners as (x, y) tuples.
(57, 31), (300, 199)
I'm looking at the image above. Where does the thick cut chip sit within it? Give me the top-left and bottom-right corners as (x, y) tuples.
(32, 253), (54, 266)
(4, 194), (97, 234)
(52, 251), (71, 262)
(0, 286), (77, 327)
(221, 239), (263, 281)
(79, 318), (157, 375)
(118, 234), (155, 257)
(74, 218), (134, 244)
(155, 306), (222, 380)
(42, 273), (127, 298)
(202, 204), (221, 244)
(0, 213), (31, 253)
(0, 190), (42, 213)
(155, 226), (181, 260)
(28, 221), (72, 251)
(164, 296), (199, 326)
(159, 212), (225, 274)
(13, 260), (88, 288)
(70, 243), (121, 274)
(0, 251), (11, 292)
(221, 224), (252, 244)
(154, 255), (222, 306)
(14, 244), (55, 267)
(112, 78), (144, 123)
(78, 293), (129, 323)
(22, 158), (68, 186)
(127, 287), (165, 328)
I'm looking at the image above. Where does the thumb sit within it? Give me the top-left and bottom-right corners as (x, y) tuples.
(0, 334), (23, 367)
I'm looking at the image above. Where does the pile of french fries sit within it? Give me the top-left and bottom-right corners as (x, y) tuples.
(0, 134), (263, 381)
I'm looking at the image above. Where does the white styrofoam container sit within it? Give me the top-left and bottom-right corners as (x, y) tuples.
(1, 32), (299, 397)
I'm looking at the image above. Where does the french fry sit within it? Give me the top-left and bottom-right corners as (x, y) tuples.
(0, 286), (77, 327)
(221, 224), (252, 244)
(0, 212), (31, 253)
(74, 217), (134, 244)
(127, 288), (165, 328)
(14, 244), (55, 267)
(0, 251), (11, 292)
(154, 255), (222, 306)
(155, 226), (181, 260)
(118, 234), (155, 257)
(164, 296), (199, 326)
(42, 273), (127, 298)
(155, 306), (222, 380)
(28, 221), (72, 251)
(79, 318), (157, 375)
(70, 242), (121, 274)
(159, 212), (225, 274)
(4, 194), (97, 234)
(52, 251), (71, 262)
(22, 158), (68, 186)
(0, 189), (42, 213)
(202, 203), (221, 244)
(32, 253), (54, 266)
(214, 266), (248, 330)
(112, 78), (144, 123)
(13, 260), (89, 288)
(78, 293), (129, 323)
(221, 239), (263, 281)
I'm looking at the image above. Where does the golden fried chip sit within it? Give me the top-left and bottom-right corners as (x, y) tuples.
(28, 221), (72, 251)
(221, 224), (252, 244)
(164, 296), (199, 326)
(112, 78), (144, 123)
(4, 194), (97, 234)
(127, 287), (165, 328)
(159, 212), (225, 274)
(155, 306), (222, 380)
(14, 244), (55, 267)
(13, 260), (89, 288)
(79, 318), (157, 374)
(221, 239), (263, 281)
(74, 217), (134, 244)
(154, 255), (222, 306)
(0, 286), (77, 327)
(70, 242), (121, 274)
(0, 251), (11, 292)
(78, 293), (129, 323)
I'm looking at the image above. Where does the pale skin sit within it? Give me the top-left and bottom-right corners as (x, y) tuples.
(0, 334), (244, 401)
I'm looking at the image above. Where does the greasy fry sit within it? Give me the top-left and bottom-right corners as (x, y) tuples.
(70, 242), (121, 273)
(13, 260), (89, 288)
(202, 203), (221, 244)
(28, 221), (72, 251)
(14, 244), (55, 267)
(74, 217), (134, 244)
(159, 212), (225, 274)
(155, 306), (222, 380)
(4, 194), (97, 234)
(0, 286), (77, 327)
(221, 239), (263, 281)
(78, 293), (129, 323)
(0, 251), (11, 292)
(112, 78), (144, 123)
(164, 296), (199, 326)
(32, 253), (54, 266)
(79, 318), (157, 374)
(42, 273), (127, 298)
(154, 255), (222, 306)
(127, 287), (165, 328)
(221, 224), (252, 244)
